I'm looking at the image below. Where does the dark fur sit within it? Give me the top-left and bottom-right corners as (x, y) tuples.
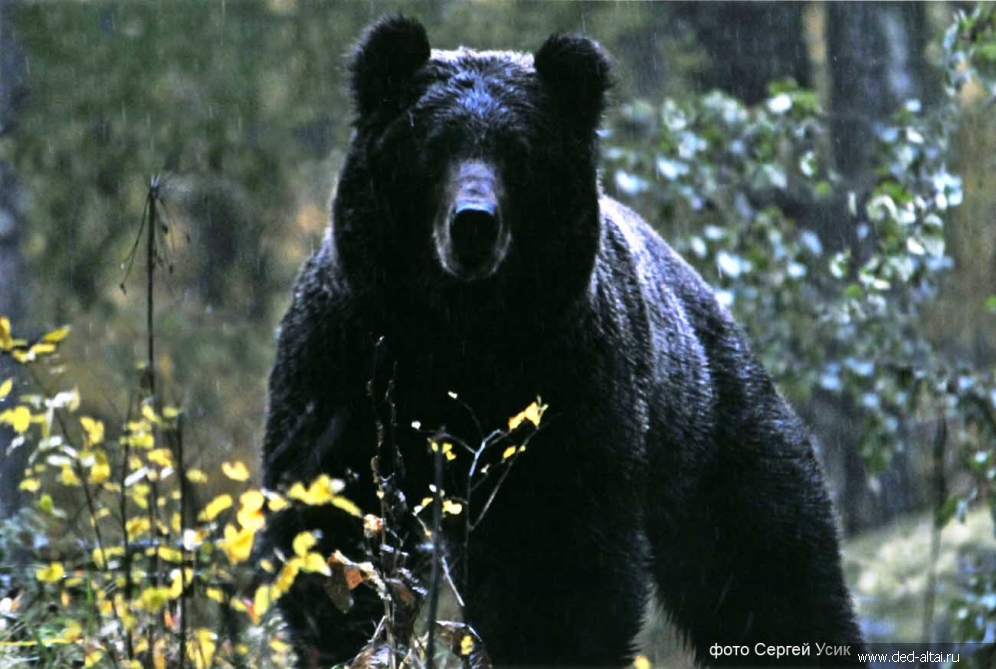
(263, 16), (864, 667)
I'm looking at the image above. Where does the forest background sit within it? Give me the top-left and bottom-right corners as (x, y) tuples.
(0, 1), (995, 667)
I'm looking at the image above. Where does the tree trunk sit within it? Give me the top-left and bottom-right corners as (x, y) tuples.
(825, 2), (933, 532)
(828, 2), (931, 194)
(0, 0), (29, 518)
(684, 2), (811, 105)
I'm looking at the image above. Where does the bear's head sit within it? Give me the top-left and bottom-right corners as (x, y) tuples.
(333, 16), (612, 327)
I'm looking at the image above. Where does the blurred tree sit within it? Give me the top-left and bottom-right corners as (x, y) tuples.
(829, 2), (933, 205)
(1, 1), (988, 544)
(679, 2), (811, 104)
(0, 0), (28, 517)
(825, 2), (937, 533)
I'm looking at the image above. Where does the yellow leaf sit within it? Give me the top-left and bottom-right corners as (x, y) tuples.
(126, 517), (150, 540)
(238, 505), (266, 532)
(414, 496), (434, 514)
(292, 531), (317, 557)
(163, 406), (181, 419)
(187, 629), (217, 669)
(35, 562), (65, 583)
(80, 417), (105, 446)
(285, 481), (307, 501)
(62, 621), (83, 643)
(128, 482), (150, 509)
(138, 587), (171, 613)
(0, 317), (12, 350)
(0, 406), (31, 434)
(460, 634), (475, 656)
(633, 655), (652, 669)
(222, 460), (251, 482)
(187, 468), (208, 483)
(252, 585), (272, 623)
(206, 587), (225, 603)
(128, 431), (155, 449)
(432, 441), (457, 461)
(508, 400), (547, 431)
(442, 500), (463, 515)
(18, 478), (39, 493)
(84, 647), (104, 667)
(287, 474), (346, 506)
(266, 491), (288, 511)
(28, 342), (55, 357)
(502, 445), (517, 460)
(331, 495), (362, 517)
(300, 552), (331, 576)
(147, 448), (172, 468)
(89, 450), (110, 485)
(153, 643), (167, 669)
(273, 559), (300, 596)
(0, 378), (11, 399)
(220, 524), (254, 564)
(168, 568), (192, 598)
(59, 465), (81, 487)
(141, 404), (159, 424)
(158, 546), (184, 564)
(42, 327), (70, 344)
(240, 489), (265, 512)
(198, 494), (233, 522)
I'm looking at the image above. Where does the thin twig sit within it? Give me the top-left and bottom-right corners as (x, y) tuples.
(369, 339), (399, 669)
(425, 444), (443, 669)
(177, 414), (189, 668)
(119, 398), (135, 661)
(922, 414), (947, 643)
(146, 175), (158, 397)
(144, 175), (166, 662)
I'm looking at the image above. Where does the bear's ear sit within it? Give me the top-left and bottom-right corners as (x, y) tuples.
(349, 15), (431, 119)
(534, 33), (612, 129)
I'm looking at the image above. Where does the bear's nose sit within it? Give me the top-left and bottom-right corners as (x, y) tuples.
(450, 201), (500, 267)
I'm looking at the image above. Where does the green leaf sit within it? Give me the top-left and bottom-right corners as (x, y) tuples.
(829, 252), (850, 280)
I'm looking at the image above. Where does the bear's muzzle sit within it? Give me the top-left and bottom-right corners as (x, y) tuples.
(434, 160), (510, 281)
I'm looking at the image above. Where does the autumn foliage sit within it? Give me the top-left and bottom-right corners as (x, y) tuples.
(0, 314), (569, 668)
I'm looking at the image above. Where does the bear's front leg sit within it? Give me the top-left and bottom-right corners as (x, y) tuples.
(646, 395), (865, 667)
